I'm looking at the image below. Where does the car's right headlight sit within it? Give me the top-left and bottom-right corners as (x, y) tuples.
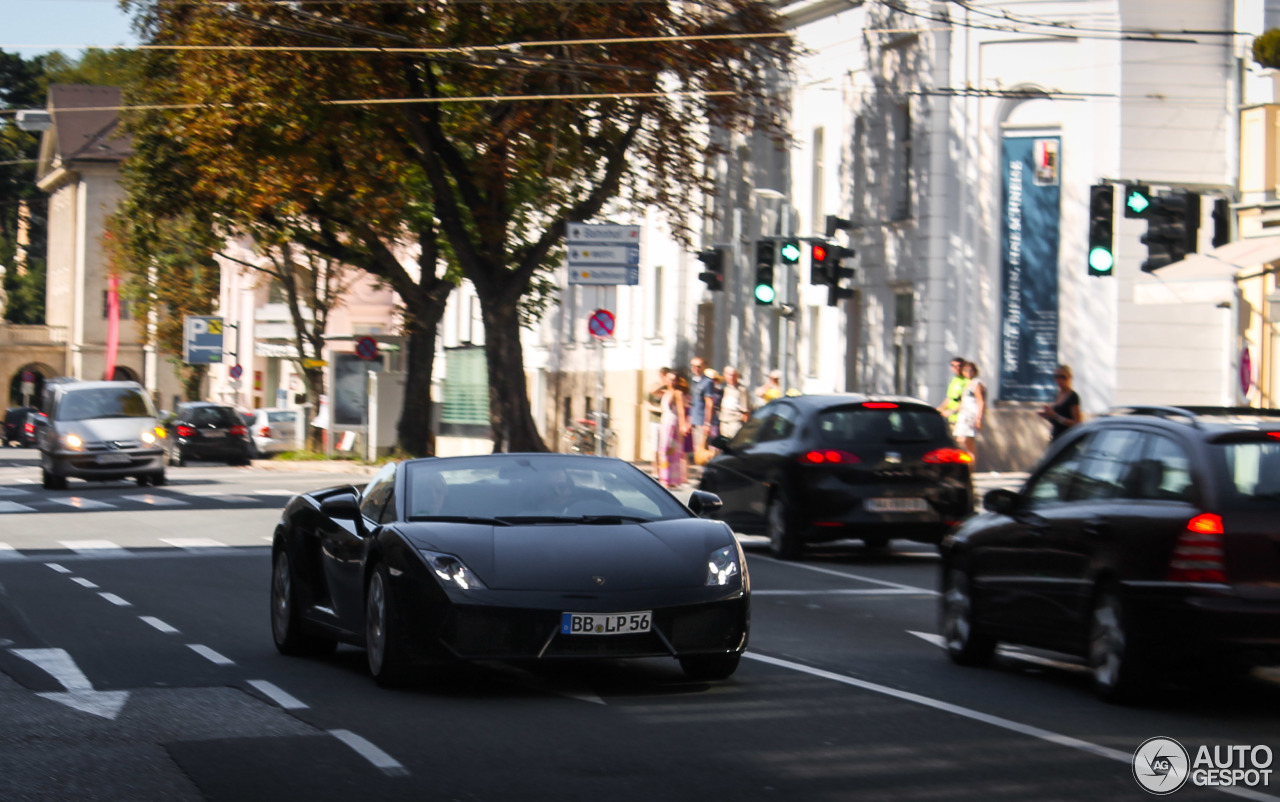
(63, 433), (84, 451)
(419, 550), (487, 590)
(706, 545), (740, 587)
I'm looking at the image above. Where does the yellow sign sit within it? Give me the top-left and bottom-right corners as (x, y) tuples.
(301, 358), (328, 369)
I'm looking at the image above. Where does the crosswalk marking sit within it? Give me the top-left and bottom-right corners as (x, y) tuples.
(253, 489), (298, 497)
(0, 543), (25, 560)
(48, 497), (116, 510)
(59, 540), (128, 556)
(121, 494), (189, 507)
(160, 538), (227, 550)
(0, 486), (33, 497)
(0, 500), (37, 513)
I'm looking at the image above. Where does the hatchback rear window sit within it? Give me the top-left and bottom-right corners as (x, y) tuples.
(188, 406), (240, 426)
(1218, 441), (1280, 501)
(816, 406), (952, 446)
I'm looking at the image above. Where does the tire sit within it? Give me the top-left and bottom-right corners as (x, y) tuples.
(941, 566), (996, 667)
(41, 466), (67, 490)
(766, 495), (802, 560)
(135, 474), (151, 487)
(1089, 587), (1147, 704)
(366, 563), (413, 686)
(679, 653), (741, 681)
(150, 471), (167, 487)
(271, 549), (336, 657)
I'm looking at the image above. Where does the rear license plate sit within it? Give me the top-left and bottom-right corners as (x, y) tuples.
(202, 430), (225, 438)
(865, 497), (928, 513)
(561, 611), (651, 635)
(95, 454), (131, 465)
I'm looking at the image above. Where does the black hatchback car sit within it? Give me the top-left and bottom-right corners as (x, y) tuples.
(940, 405), (1280, 702)
(698, 395), (974, 558)
(3, 406), (43, 448)
(165, 402), (252, 466)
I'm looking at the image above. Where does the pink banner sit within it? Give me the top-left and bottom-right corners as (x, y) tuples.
(105, 273), (120, 380)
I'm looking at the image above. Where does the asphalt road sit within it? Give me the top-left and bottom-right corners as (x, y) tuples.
(0, 447), (1276, 802)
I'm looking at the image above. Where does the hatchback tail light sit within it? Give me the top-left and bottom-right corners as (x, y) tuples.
(922, 448), (974, 465)
(259, 425), (271, 438)
(799, 449), (860, 464)
(176, 425), (196, 438)
(23, 421), (34, 435)
(230, 424), (248, 437)
(1166, 513), (1227, 584)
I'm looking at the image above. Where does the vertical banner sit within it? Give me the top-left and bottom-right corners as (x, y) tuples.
(1000, 136), (1061, 401)
(105, 273), (120, 380)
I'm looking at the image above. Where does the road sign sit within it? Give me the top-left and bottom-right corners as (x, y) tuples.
(355, 336), (380, 361)
(567, 222), (640, 285)
(588, 309), (616, 339)
(183, 316), (224, 365)
(229, 364), (244, 380)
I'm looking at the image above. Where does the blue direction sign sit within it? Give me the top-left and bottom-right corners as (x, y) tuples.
(183, 316), (224, 365)
(567, 222), (640, 285)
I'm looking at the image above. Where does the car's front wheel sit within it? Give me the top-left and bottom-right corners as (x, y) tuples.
(766, 495), (801, 560)
(41, 466), (67, 490)
(1089, 586), (1147, 703)
(679, 653), (740, 681)
(941, 566), (996, 666)
(366, 563), (413, 687)
(271, 549), (336, 657)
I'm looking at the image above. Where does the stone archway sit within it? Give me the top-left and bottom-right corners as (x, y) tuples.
(7, 362), (58, 409)
(109, 365), (140, 383)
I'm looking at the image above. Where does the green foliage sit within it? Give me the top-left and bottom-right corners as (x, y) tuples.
(1255, 29), (1280, 70)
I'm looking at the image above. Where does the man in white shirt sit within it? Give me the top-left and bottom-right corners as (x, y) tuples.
(717, 366), (751, 440)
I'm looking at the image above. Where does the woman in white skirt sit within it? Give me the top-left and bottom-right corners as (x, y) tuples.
(953, 361), (986, 462)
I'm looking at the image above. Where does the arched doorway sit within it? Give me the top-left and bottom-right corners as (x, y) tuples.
(7, 363), (57, 409)
(109, 365), (140, 383)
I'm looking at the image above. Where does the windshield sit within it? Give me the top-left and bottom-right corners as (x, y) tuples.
(56, 387), (155, 422)
(1217, 441), (1280, 502)
(405, 455), (689, 522)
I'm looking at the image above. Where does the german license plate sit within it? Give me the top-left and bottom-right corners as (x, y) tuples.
(202, 430), (225, 438)
(561, 611), (651, 635)
(95, 454), (131, 465)
(865, 497), (928, 513)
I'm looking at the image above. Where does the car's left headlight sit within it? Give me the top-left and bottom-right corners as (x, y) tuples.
(420, 550), (487, 590)
(141, 426), (165, 444)
(706, 545), (740, 587)
(63, 433), (84, 451)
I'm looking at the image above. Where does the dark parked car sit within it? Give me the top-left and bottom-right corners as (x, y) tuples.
(165, 402), (252, 466)
(939, 405), (1280, 702)
(3, 406), (44, 448)
(270, 453), (747, 686)
(697, 395), (974, 558)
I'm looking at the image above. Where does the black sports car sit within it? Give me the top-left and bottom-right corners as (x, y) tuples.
(270, 453), (749, 686)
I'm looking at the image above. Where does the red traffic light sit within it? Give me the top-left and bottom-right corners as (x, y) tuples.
(812, 243), (828, 262)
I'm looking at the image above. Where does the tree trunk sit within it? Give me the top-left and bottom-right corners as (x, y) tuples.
(303, 366), (325, 451)
(480, 295), (547, 452)
(397, 309), (444, 456)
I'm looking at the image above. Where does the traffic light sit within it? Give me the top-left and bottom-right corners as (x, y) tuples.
(1087, 183), (1115, 277)
(779, 239), (801, 266)
(696, 248), (724, 291)
(753, 240), (775, 305)
(812, 241), (855, 306)
(1141, 191), (1200, 272)
(810, 242), (829, 285)
(1123, 184), (1152, 218)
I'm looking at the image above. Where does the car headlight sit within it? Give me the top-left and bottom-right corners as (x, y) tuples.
(64, 433), (84, 451)
(420, 550), (487, 590)
(706, 545), (740, 587)
(141, 426), (166, 444)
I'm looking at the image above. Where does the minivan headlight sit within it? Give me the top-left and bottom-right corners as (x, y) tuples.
(64, 433), (84, 451)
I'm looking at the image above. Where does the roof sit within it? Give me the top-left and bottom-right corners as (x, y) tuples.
(42, 85), (131, 167)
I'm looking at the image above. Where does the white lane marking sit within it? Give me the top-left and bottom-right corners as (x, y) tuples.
(247, 679), (308, 710)
(70, 577), (99, 589)
(9, 647), (130, 720)
(187, 644), (234, 666)
(0, 501), (36, 513)
(46, 563), (71, 574)
(121, 494), (189, 507)
(0, 543), (25, 560)
(140, 616), (178, 633)
(749, 554), (937, 594)
(755, 588), (934, 597)
(59, 540), (128, 556)
(49, 497), (116, 510)
(745, 652), (1279, 802)
(328, 729), (409, 777)
(253, 489), (298, 497)
(160, 538), (227, 550)
(908, 631), (1089, 674)
(0, 487), (33, 497)
(98, 593), (131, 607)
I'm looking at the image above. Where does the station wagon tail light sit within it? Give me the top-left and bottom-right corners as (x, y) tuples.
(1167, 513), (1227, 584)
(230, 424), (248, 437)
(260, 426), (272, 437)
(176, 425), (196, 438)
(862, 402), (898, 409)
(800, 449), (860, 464)
(23, 421), (33, 435)
(922, 448), (974, 465)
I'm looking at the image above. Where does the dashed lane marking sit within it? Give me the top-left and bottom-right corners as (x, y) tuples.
(329, 729), (409, 777)
(247, 679), (308, 710)
(98, 592), (131, 607)
(70, 577), (99, 589)
(140, 616), (178, 633)
(187, 644), (234, 666)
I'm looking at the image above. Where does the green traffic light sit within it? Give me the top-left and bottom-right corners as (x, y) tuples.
(1088, 246), (1115, 273)
(779, 241), (801, 263)
(1126, 190), (1150, 216)
(754, 284), (776, 304)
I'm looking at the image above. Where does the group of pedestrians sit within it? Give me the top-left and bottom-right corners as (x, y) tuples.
(648, 357), (756, 489)
(938, 355), (1082, 464)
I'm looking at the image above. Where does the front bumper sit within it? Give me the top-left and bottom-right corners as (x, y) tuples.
(47, 448), (165, 480)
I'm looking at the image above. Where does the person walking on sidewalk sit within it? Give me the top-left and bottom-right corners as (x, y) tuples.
(937, 355), (968, 426)
(756, 369), (783, 404)
(688, 357), (715, 462)
(656, 368), (690, 488)
(953, 361), (986, 462)
(718, 366), (751, 441)
(1039, 363), (1081, 441)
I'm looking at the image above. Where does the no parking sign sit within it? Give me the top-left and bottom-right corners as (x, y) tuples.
(587, 309), (615, 339)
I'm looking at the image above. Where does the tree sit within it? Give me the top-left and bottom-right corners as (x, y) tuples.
(122, 0), (791, 451)
(1255, 29), (1280, 70)
(1, 49), (48, 325)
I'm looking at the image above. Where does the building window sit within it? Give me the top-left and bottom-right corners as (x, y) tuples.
(648, 264), (664, 339)
(893, 290), (914, 394)
(441, 346), (489, 425)
(807, 305), (821, 377)
(890, 102), (912, 222)
(102, 291), (131, 320)
(811, 126), (825, 230)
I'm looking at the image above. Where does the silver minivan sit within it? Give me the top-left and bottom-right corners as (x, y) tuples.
(37, 380), (167, 489)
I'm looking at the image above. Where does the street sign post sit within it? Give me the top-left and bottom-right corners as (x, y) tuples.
(229, 364), (244, 380)
(587, 308), (615, 339)
(567, 223), (640, 285)
(183, 316), (224, 365)
(355, 336), (380, 361)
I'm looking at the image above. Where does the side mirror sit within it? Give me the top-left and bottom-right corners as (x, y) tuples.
(983, 488), (1019, 515)
(687, 490), (723, 517)
(708, 435), (730, 452)
(320, 491), (361, 520)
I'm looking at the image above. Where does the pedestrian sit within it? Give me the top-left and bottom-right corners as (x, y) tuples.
(718, 366), (751, 441)
(953, 361), (986, 462)
(646, 367), (671, 473)
(1038, 363), (1082, 441)
(756, 369), (783, 403)
(656, 368), (690, 488)
(937, 355), (968, 425)
(688, 357), (715, 461)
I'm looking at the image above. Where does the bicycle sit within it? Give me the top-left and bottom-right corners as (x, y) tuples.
(560, 417), (617, 456)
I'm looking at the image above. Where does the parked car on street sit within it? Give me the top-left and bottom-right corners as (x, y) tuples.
(939, 405), (1280, 702)
(3, 406), (44, 448)
(271, 453), (745, 686)
(697, 394), (974, 558)
(36, 380), (167, 488)
(247, 407), (301, 457)
(165, 402), (252, 466)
